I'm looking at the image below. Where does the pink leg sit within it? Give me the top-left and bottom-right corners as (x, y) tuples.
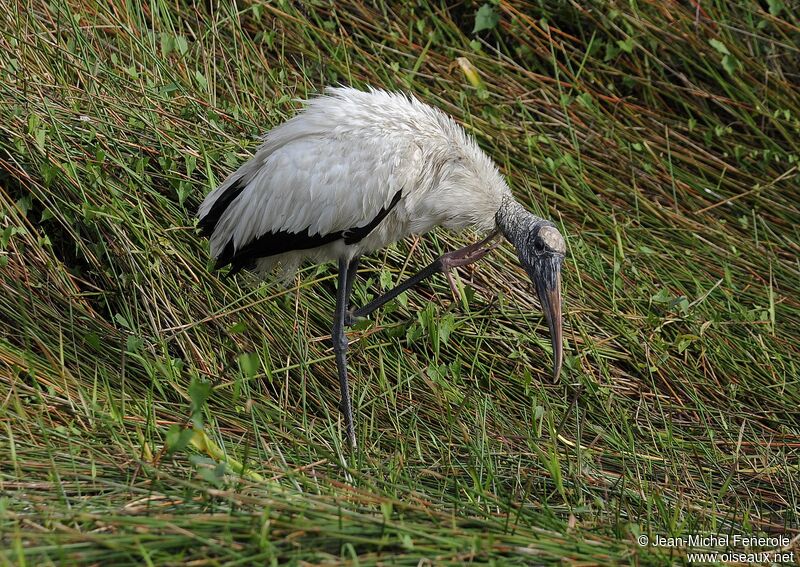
(348, 230), (501, 322)
(439, 233), (501, 298)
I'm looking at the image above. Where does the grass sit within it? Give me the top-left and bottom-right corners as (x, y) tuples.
(1, 0), (798, 564)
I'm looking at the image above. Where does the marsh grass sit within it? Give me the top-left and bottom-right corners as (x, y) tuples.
(1, 1), (798, 564)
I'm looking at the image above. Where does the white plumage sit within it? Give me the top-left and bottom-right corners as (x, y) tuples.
(198, 87), (510, 278)
(197, 86), (566, 447)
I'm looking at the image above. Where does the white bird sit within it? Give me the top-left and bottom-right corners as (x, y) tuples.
(198, 86), (566, 447)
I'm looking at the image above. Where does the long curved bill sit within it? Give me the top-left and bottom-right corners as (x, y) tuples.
(533, 257), (564, 380)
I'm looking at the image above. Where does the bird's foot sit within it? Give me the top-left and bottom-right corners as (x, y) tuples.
(344, 308), (363, 327)
(439, 238), (501, 300)
(443, 270), (460, 301)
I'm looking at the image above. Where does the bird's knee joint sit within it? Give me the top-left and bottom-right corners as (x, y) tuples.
(332, 326), (349, 353)
(344, 308), (362, 327)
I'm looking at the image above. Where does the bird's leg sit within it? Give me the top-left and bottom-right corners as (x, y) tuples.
(351, 231), (500, 320)
(333, 257), (357, 448)
(345, 257), (360, 305)
(343, 257), (360, 326)
(438, 232), (502, 298)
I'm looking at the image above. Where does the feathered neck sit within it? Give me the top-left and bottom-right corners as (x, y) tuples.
(495, 195), (552, 251)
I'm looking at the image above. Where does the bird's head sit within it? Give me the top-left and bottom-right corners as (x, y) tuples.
(496, 197), (565, 380)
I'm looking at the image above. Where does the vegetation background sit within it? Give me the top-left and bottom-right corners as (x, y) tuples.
(1, 0), (798, 564)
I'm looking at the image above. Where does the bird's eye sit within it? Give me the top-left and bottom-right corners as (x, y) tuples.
(533, 236), (546, 253)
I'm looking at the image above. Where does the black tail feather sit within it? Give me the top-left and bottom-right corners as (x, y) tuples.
(208, 189), (404, 275)
(197, 178), (246, 237)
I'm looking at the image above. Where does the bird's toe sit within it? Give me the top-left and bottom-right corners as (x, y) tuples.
(344, 308), (362, 327)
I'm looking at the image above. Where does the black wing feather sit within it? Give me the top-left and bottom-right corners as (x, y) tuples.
(342, 190), (403, 244)
(197, 178), (246, 237)
(219, 229), (342, 276)
(209, 189), (403, 276)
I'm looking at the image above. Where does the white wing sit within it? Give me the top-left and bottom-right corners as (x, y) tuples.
(199, 92), (422, 268)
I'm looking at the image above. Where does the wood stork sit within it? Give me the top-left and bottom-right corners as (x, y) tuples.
(198, 87), (566, 447)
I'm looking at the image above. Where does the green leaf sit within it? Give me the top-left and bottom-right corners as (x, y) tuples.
(406, 321), (422, 343)
(175, 35), (188, 55)
(438, 313), (456, 346)
(188, 378), (211, 428)
(160, 32), (174, 57)
(604, 42), (620, 61)
(84, 332), (101, 350)
(708, 40), (738, 75)
(196, 461), (227, 487)
(473, 4), (499, 33)
(166, 424), (195, 453)
(227, 321), (247, 334)
(238, 352), (260, 378)
(708, 39), (730, 55)
(766, 0), (784, 16)
(651, 288), (672, 303)
(379, 268), (393, 291)
(114, 313), (131, 329)
(1, 226), (11, 248)
(176, 182), (192, 206)
(676, 334), (700, 354)
(617, 37), (634, 53)
(721, 54), (739, 76)
(16, 195), (32, 216)
(194, 71), (208, 89)
(185, 154), (196, 176)
(576, 92), (595, 109)
(125, 335), (142, 353)
(33, 128), (47, 152)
